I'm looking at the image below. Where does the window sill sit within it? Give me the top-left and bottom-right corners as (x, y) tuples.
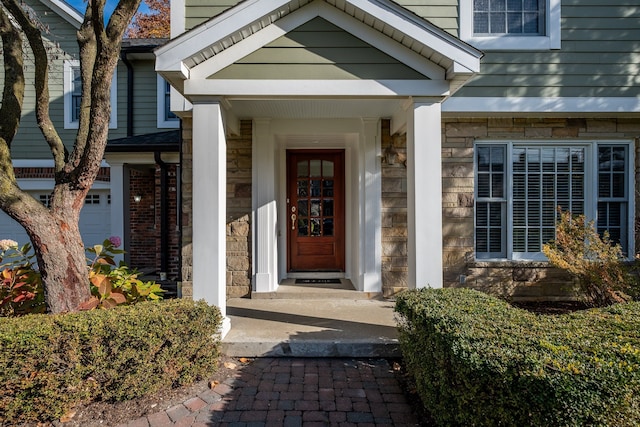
(463, 35), (559, 51)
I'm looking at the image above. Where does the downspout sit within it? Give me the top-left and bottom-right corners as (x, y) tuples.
(154, 151), (169, 275)
(120, 51), (134, 137)
(177, 120), (183, 283)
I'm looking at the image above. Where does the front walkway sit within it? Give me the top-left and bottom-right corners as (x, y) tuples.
(118, 358), (421, 427)
(221, 281), (400, 357)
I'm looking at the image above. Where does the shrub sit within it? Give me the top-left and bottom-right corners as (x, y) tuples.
(81, 239), (164, 310)
(0, 241), (45, 316)
(395, 288), (640, 427)
(0, 238), (163, 315)
(542, 209), (632, 306)
(0, 299), (222, 424)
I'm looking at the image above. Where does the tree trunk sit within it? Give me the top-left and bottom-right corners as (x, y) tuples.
(30, 217), (90, 313)
(13, 189), (91, 313)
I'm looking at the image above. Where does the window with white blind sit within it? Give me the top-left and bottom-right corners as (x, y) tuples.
(475, 142), (633, 260)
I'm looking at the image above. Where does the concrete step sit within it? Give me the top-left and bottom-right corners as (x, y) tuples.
(251, 280), (382, 300)
(221, 297), (400, 358)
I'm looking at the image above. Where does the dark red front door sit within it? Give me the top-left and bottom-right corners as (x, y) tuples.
(287, 150), (345, 271)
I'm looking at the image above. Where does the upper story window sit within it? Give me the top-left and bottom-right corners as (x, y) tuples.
(64, 60), (117, 129)
(460, 0), (560, 50)
(157, 76), (179, 128)
(475, 141), (633, 261)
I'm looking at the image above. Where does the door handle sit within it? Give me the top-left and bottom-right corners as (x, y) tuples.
(291, 213), (297, 230)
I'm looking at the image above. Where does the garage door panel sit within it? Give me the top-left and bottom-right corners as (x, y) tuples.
(0, 190), (111, 248)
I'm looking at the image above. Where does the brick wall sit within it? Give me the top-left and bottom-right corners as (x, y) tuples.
(129, 168), (156, 270)
(443, 117), (640, 300)
(180, 118), (253, 299)
(128, 165), (180, 277)
(15, 167), (110, 181)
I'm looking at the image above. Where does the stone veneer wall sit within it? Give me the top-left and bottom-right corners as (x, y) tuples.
(443, 117), (640, 300)
(381, 120), (408, 297)
(180, 118), (252, 299)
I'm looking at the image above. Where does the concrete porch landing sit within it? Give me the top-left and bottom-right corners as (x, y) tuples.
(221, 281), (400, 358)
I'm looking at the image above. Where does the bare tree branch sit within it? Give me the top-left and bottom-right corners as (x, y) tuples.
(0, 0), (66, 173)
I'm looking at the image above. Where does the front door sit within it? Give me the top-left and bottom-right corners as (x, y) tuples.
(287, 150), (345, 271)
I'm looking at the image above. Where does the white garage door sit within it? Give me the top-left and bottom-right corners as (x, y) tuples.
(0, 190), (111, 249)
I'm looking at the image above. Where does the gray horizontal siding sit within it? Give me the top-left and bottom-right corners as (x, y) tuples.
(185, 0), (241, 30)
(210, 17), (428, 80)
(457, 1), (640, 98)
(8, 1), (79, 159)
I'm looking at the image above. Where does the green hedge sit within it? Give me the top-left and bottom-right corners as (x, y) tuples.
(395, 288), (640, 427)
(0, 299), (222, 424)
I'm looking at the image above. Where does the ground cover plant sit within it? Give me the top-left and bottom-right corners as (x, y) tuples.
(395, 288), (640, 426)
(0, 299), (222, 424)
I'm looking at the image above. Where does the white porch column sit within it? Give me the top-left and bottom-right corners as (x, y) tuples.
(252, 119), (278, 293)
(192, 101), (230, 336)
(360, 118), (382, 292)
(108, 160), (126, 264)
(406, 99), (443, 289)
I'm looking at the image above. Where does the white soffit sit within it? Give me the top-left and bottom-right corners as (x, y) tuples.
(155, 0), (482, 80)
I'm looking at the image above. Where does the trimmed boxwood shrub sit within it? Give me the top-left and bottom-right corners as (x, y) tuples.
(0, 299), (222, 424)
(395, 288), (640, 427)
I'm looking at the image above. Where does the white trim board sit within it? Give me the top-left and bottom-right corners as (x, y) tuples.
(184, 79), (450, 97)
(443, 97), (640, 114)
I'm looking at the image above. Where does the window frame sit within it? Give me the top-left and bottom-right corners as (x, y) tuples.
(63, 60), (118, 129)
(474, 140), (634, 262)
(460, 0), (561, 50)
(157, 76), (180, 128)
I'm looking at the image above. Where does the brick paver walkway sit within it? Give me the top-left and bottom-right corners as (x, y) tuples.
(118, 358), (421, 427)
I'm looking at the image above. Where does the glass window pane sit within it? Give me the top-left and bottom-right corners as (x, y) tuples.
(297, 180), (308, 197)
(491, 147), (504, 171)
(310, 160), (321, 177)
(598, 173), (611, 198)
(323, 199), (334, 217)
(310, 180), (321, 197)
(613, 173), (625, 197)
(298, 200), (308, 217)
(323, 219), (334, 236)
(475, 0), (489, 10)
(491, 0), (506, 11)
(489, 229), (502, 252)
(490, 12), (506, 33)
(477, 147), (490, 171)
(492, 174), (504, 198)
(489, 203), (502, 226)
(478, 174), (491, 198)
(323, 180), (334, 197)
(310, 200), (321, 217)
(297, 161), (308, 177)
(476, 203), (488, 227)
(523, 12), (539, 33)
(322, 161), (334, 177)
(507, 12), (522, 33)
(310, 218), (321, 236)
(298, 219), (308, 236)
(476, 229), (488, 253)
(474, 13), (489, 33)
